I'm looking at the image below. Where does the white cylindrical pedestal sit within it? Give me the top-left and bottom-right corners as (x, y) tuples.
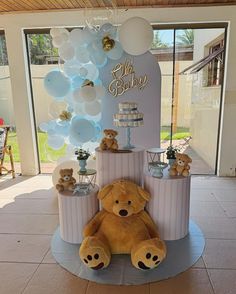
(58, 185), (99, 244)
(96, 147), (144, 188)
(144, 170), (191, 241)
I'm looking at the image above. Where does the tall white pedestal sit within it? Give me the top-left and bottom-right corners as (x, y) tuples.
(96, 147), (144, 188)
(144, 170), (191, 241)
(58, 186), (99, 244)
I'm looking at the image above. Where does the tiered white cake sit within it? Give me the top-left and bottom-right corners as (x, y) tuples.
(113, 102), (144, 127)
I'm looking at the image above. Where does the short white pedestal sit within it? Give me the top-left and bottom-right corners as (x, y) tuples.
(58, 185), (99, 244)
(96, 147), (144, 188)
(144, 170), (191, 241)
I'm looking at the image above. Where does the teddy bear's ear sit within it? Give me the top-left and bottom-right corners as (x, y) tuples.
(70, 168), (73, 173)
(187, 155), (192, 163)
(98, 184), (113, 199)
(137, 186), (151, 202)
(113, 130), (118, 136)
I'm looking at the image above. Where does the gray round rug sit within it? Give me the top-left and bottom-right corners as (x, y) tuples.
(51, 220), (205, 285)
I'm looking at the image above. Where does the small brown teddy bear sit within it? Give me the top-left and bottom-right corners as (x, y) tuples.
(79, 180), (166, 270)
(56, 168), (76, 192)
(169, 153), (192, 177)
(99, 129), (118, 151)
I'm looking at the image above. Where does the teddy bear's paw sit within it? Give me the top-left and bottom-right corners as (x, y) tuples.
(131, 238), (166, 270)
(79, 237), (111, 270)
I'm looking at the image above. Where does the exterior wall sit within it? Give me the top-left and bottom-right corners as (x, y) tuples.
(190, 29), (224, 170)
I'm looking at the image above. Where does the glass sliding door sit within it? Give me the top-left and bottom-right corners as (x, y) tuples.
(25, 30), (66, 173)
(152, 25), (227, 175)
(0, 31), (21, 174)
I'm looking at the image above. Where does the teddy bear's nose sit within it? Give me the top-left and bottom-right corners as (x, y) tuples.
(119, 209), (128, 217)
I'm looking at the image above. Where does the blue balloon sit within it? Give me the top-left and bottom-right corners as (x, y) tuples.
(69, 116), (96, 144)
(107, 41), (124, 60)
(99, 23), (117, 39)
(72, 76), (84, 88)
(55, 122), (70, 137)
(44, 70), (71, 98)
(47, 134), (65, 150)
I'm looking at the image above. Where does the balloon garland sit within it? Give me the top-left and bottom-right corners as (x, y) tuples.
(41, 17), (153, 151)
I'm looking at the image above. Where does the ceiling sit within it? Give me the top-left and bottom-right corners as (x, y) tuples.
(0, 0), (236, 14)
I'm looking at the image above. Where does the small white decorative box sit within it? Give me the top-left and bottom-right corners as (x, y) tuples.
(58, 185), (99, 244)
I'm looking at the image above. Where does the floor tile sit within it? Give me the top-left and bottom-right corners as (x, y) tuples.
(214, 189), (236, 201)
(190, 201), (226, 217)
(0, 198), (58, 214)
(42, 249), (57, 264)
(208, 269), (236, 294)
(0, 262), (38, 294)
(203, 239), (236, 269)
(190, 190), (216, 201)
(0, 234), (50, 263)
(218, 201), (236, 217)
(86, 282), (149, 294)
(150, 269), (214, 294)
(192, 216), (236, 239)
(0, 187), (56, 200)
(0, 214), (58, 234)
(191, 257), (205, 268)
(22, 264), (88, 294)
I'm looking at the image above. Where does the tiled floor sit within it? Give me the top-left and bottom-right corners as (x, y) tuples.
(0, 175), (236, 293)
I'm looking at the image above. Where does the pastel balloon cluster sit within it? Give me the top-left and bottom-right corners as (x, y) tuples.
(42, 17), (153, 151)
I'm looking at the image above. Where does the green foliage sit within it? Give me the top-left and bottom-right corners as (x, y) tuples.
(176, 29), (194, 46)
(28, 34), (58, 64)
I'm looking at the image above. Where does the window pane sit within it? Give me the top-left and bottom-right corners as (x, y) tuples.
(0, 33), (21, 174)
(174, 28), (225, 174)
(26, 33), (65, 173)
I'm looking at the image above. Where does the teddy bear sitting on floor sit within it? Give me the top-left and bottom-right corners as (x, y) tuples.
(56, 168), (76, 192)
(99, 129), (119, 151)
(79, 180), (167, 270)
(169, 153), (192, 177)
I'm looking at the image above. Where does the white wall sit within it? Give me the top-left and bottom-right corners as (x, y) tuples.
(0, 6), (235, 175)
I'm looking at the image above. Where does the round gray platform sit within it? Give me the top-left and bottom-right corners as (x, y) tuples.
(51, 220), (205, 285)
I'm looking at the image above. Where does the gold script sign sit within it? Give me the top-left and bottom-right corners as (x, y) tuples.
(108, 60), (148, 97)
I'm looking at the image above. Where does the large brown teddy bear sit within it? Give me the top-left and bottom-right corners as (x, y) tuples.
(56, 168), (76, 192)
(79, 180), (167, 270)
(169, 153), (192, 177)
(99, 129), (118, 151)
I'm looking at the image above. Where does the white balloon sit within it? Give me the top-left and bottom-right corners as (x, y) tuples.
(72, 88), (84, 103)
(95, 85), (106, 98)
(74, 102), (85, 115)
(49, 101), (67, 119)
(63, 60), (80, 77)
(78, 67), (88, 78)
(80, 86), (96, 102)
(84, 101), (101, 116)
(48, 134), (65, 150)
(59, 42), (75, 61)
(52, 32), (69, 48)
(75, 46), (90, 63)
(50, 28), (61, 37)
(70, 29), (84, 47)
(118, 17), (153, 56)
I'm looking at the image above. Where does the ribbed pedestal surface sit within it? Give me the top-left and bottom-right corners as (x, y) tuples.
(144, 171), (191, 240)
(96, 148), (144, 188)
(58, 186), (99, 244)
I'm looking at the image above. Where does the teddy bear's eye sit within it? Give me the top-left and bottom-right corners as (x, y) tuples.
(115, 200), (119, 204)
(128, 201), (131, 205)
